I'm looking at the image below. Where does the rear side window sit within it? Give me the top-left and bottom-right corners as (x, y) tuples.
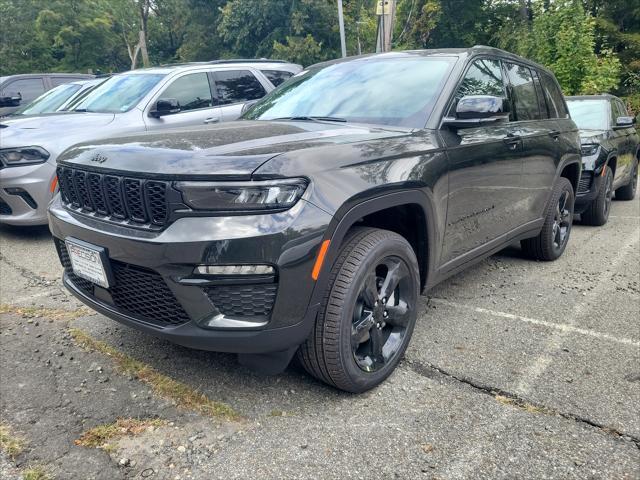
(531, 70), (549, 119)
(539, 74), (568, 119)
(448, 58), (505, 116)
(2, 78), (45, 101)
(261, 70), (293, 87)
(504, 63), (540, 121)
(160, 73), (213, 111)
(214, 70), (266, 105)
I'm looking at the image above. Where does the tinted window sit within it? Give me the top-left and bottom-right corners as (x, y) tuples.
(3, 78), (45, 101)
(531, 70), (549, 119)
(566, 99), (609, 130)
(539, 74), (568, 119)
(245, 57), (456, 128)
(215, 70), (266, 105)
(505, 63), (539, 121)
(160, 73), (213, 111)
(75, 73), (164, 113)
(613, 99), (627, 118)
(449, 58), (505, 116)
(261, 70), (293, 87)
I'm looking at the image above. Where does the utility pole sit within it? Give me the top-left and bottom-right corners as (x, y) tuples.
(375, 0), (396, 53)
(337, 0), (347, 58)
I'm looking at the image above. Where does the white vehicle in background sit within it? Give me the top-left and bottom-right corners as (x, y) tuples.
(7, 77), (109, 118)
(0, 60), (302, 226)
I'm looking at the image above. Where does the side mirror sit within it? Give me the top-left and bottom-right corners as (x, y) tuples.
(615, 116), (635, 128)
(0, 92), (22, 107)
(150, 98), (180, 118)
(443, 95), (509, 128)
(240, 99), (260, 116)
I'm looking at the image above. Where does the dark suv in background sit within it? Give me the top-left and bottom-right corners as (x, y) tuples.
(566, 95), (638, 226)
(48, 47), (581, 392)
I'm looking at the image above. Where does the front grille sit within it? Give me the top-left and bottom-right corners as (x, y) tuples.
(204, 284), (278, 317)
(57, 166), (169, 227)
(577, 171), (593, 194)
(56, 240), (190, 327)
(0, 198), (12, 215)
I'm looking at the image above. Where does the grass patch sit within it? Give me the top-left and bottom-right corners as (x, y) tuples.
(495, 394), (551, 414)
(23, 466), (51, 480)
(0, 423), (24, 458)
(0, 304), (91, 321)
(69, 328), (241, 421)
(75, 418), (166, 448)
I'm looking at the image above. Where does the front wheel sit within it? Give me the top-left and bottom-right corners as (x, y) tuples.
(615, 160), (638, 201)
(581, 167), (613, 226)
(521, 177), (574, 261)
(298, 227), (419, 393)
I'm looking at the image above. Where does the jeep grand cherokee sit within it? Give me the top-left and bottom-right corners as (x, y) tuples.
(48, 47), (581, 392)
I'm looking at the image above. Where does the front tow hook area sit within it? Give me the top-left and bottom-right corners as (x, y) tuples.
(238, 346), (299, 375)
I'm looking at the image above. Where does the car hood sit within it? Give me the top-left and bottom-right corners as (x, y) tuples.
(0, 112), (116, 145)
(58, 120), (413, 178)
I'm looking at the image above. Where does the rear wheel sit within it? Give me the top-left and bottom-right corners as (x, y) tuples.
(298, 227), (419, 393)
(615, 160), (638, 201)
(582, 167), (613, 226)
(521, 177), (574, 261)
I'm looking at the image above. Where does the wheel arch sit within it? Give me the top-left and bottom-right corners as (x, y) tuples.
(311, 190), (436, 305)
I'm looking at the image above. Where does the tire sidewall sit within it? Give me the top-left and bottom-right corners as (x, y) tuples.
(334, 235), (419, 392)
(547, 178), (575, 260)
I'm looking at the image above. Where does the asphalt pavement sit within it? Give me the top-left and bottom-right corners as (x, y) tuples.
(1, 196), (638, 479)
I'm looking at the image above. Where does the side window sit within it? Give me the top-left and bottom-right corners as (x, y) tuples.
(2, 78), (45, 101)
(260, 70), (293, 87)
(531, 70), (549, 119)
(613, 99), (627, 119)
(160, 73), (213, 112)
(448, 58), (505, 116)
(504, 63), (539, 121)
(214, 70), (267, 105)
(539, 74), (568, 119)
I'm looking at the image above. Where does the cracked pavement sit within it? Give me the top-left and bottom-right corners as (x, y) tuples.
(1, 196), (639, 479)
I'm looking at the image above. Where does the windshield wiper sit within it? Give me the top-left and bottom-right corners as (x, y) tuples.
(272, 115), (347, 123)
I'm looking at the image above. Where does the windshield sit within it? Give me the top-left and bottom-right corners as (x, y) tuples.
(567, 99), (609, 130)
(12, 83), (81, 115)
(244, 56), (456, 128)
(74, 73), (165, 113)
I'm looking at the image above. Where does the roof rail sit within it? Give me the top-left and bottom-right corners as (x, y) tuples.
(159, 58), (289, 67)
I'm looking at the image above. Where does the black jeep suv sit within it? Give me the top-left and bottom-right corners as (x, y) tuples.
(49, 47), (581, 392)
(566, 95), (639, 226)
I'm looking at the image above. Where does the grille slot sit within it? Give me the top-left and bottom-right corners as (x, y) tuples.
(55, 239), (190, 327)
(57, 166), (170, 227)
(577, 171), (593, 194)
(204, 284), (278, 317)
(0, 198), (13, 215)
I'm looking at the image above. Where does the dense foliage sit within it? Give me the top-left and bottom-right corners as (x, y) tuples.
(0, 0), (637, 102)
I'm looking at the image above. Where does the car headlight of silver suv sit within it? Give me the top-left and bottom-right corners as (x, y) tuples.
(0, 146), (50, 167)
(175, 178), (308, 211)
(580, 144), (599, 156)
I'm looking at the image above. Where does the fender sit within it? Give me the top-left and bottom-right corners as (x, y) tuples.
(308, 189), (439, 310)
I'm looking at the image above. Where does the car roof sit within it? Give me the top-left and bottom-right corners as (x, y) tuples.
(0, 73), (94, 82)
(566, 94), (620, 102)
(122, 59), (302, 76)
(307, 45), (554, 77)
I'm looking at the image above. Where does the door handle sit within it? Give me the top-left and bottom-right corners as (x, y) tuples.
(204, 117), (220, 124)
(503, 135), (522, 150)
(548, 130), (561, 140)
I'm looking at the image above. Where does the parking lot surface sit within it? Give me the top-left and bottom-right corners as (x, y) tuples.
(1, 197), (638, 480)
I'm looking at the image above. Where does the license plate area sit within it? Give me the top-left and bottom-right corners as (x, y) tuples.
(65, 238), (113, 289)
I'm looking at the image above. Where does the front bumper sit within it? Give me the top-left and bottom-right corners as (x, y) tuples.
(0, 161), (56, 225)
(48, 196), (332, 354)
(574, 169), (604, 212)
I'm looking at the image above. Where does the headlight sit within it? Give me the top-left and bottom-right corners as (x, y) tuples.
(175, 178), (308, 211)
(0, 146), (50, 167)
(580, 144), (599, 156)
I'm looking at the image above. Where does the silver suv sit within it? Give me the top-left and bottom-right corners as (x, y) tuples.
(0, 60), (302, 225)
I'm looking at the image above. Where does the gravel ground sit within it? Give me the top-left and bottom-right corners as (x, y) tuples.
(0, 196), (638, 480)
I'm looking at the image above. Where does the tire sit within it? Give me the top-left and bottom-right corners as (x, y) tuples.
(521, 177), (574, 261)
(615, 160), (638, 201)
(298, 227), (420, 393)
(581, 167), (613, 226)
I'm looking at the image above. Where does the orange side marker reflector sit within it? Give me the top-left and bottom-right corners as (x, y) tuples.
(50, 175), (59, 193)
(312, 240), (331, 281)
(600, 165), (607, 177)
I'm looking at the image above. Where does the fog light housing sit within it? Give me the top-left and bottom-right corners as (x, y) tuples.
(194, 265), (275, 275)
